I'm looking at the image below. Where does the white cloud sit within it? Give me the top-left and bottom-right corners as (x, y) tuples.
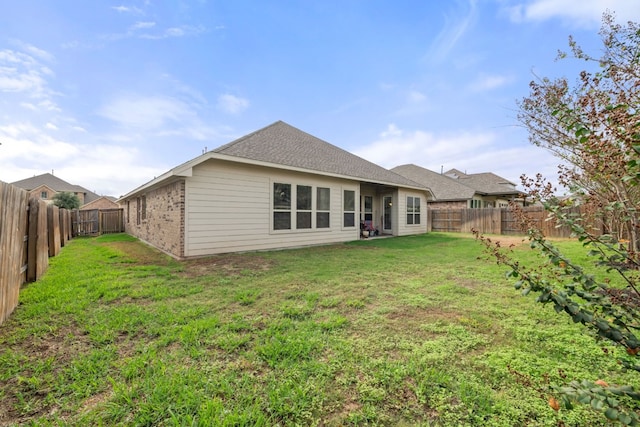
(468, 74), (513, 92)
(407, 90), (427, 103)
(0, 121), (166, 196)
(98, 92), (228, 142)
(105, 22), (206, 41)
(99, 94), (195, 129)
(112, 5), (144, 15)
(353, 123), (563, 191)
(427, 0), (478, 62)
(0, 122), (79, 162)
(0, 44), (169, 197)
(354, 123), (495, 169)
(9, 40), (55, 62)
(131, 21), (156, 31)
(0, 47), (59, 111)
(55, 145), (165, 197)
(217, 94), (250, 114)
(507, 0), (640, 27)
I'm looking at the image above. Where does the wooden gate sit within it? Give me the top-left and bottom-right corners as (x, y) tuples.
(73, 209), (124, 236)
(100, 209), (125, 234)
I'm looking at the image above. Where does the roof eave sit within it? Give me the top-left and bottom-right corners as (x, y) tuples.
(119, 152), (431, 201)
(214, 153), (431, 191)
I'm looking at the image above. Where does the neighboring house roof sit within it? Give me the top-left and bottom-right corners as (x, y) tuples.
(443, 168), (520, 196)
(121, 121), (430, 199)
(11, 173), (102, 203)
(80, 196), (120, 210)
(391, 164), (476, 201)
(392, 164), (521, 201)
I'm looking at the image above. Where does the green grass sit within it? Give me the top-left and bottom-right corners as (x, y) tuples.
(0, 232), (637, 426)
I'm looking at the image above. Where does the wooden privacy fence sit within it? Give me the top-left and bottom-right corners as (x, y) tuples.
(429, 206), (584, 238)
(72, 208), (124, 236)
(0, 182), (73, 325)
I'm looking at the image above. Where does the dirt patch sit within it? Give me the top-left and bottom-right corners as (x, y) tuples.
(385, 306), (460, 339)
(78, 389), (112, 415)
(489, 235), (528, 247)
(0, 321), (93, 426)
(180, 254), (275, 278)
(105, 241), (174, 265)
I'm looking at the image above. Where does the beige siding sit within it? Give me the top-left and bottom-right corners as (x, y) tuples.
(184, 160), (360, 256)
(397, 189), (428, 236)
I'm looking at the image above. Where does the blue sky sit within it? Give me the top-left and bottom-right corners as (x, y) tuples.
(1, 0), (639, 197)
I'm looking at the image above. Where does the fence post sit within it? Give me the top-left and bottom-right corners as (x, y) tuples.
(47, 204), (61, 257)
(0, 182), (29, 325)
(27, 197), (49, 282)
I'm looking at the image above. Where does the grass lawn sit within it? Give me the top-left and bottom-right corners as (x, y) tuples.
(0, 232), (638, 426)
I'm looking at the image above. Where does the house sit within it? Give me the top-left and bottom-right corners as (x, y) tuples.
(118, 121), (432, 258)
(10, 173), (102, 207)
(391, 164), (522, 209)
(80, 196), (119, 211)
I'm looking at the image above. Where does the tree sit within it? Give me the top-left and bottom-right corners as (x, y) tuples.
(517, 12), (640, 254)
(52, 191), (80, 210)
(478, 13), (640, 425)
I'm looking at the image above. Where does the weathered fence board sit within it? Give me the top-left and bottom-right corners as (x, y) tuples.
(60, 208), (70, 246)
(431, 209), (463, 232)
(73, 209), (98, 236)
(430, 206), (589, 238)
(0, 182), (28, 324)
(27, 197), (49, 282)
(48, 204), (61, 257)
(100, 209), (124, 234)
(1, 182), (76, 325)
(72, 209), (124, 236)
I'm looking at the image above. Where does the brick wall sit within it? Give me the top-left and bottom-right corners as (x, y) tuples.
(123, 180), (185, 258)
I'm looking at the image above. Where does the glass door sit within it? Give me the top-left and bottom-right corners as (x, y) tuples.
(383, 196), (392, 232)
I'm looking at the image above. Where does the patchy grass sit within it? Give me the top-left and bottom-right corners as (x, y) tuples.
(0, 232), (637, 426)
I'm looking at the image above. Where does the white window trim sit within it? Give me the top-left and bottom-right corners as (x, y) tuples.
(270, 179), (333, 234)
(341, 186), (358, 230)
(406, 195), (421, 226)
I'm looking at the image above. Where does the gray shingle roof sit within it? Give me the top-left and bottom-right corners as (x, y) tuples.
(213, 121), (425, 188)
(11, 173), (101, 203)
(443, 169), (520, 196)
(391, 164), (476, 201)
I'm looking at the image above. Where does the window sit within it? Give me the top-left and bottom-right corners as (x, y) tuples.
(126, 201), (130, 223)
(470, 199), (481, 209)
(274, 183), (292, 230)
(136, 197), (141, 225)
(343, 190), (355, 227)
(273, 183), (333, 231)
(363, 196), (373, 222)
(40, 191), (48, 199)
(296, 185), (312, 229)
(317, 187), (330, 228)
(141, 195), (147, 220)
(407, 196), (421, 225)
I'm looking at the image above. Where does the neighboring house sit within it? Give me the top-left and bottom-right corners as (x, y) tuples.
(118, 121), (432, 258)
(392, 164), (522, 209)
(80, 196), (119, 210)
(10, 173), (102, 207)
